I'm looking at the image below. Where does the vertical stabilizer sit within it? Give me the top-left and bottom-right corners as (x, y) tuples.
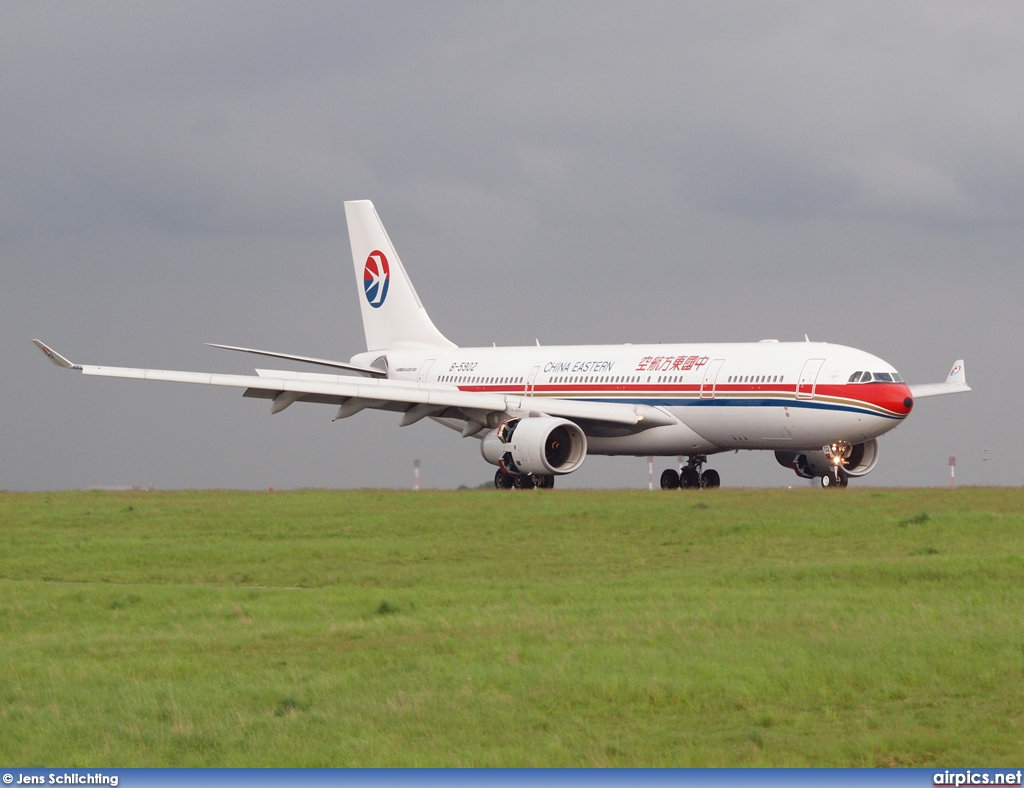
(345, 200), (457, 352)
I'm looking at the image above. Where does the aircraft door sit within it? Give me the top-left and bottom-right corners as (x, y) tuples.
(417, 359), (436, 383)
(796, 358), (825, 399)
(526, 365), (541, 397)
(700, 359), (725, 399)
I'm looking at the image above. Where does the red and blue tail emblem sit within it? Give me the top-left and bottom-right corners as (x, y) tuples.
(363, 251), (390, 308)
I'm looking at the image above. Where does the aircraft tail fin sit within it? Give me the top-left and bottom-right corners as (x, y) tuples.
(344, 200), (456, 352)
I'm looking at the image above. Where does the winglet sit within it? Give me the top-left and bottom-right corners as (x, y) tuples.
(945, 359), (966, 386)
(32, 339), (81, 369)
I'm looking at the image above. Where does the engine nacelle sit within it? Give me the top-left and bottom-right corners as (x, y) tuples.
(480, 416), (587, 476)
(776, 438), (880, 480)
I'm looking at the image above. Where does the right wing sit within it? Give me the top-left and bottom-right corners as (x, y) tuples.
(32, 340), (676, 430)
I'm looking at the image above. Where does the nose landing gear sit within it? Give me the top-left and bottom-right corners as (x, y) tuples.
(820, 442), (851, 489)
(819, 469), (849, 488)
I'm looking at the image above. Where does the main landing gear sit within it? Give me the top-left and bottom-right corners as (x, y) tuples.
(494, 469), (555, 490)
(660, 456), (720, 490)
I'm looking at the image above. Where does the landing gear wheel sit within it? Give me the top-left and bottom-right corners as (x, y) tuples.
(513, 474), (535, 490)
(680, 467), (700, 489)
(660, 469), (680, 489)
(700, 469), (721, 488)
(821, 467), (848, 489)
(495, 470), (514, 489)
(533, 474), (555, 489)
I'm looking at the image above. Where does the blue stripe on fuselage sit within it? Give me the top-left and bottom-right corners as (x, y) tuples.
(583, 396), (906, 420)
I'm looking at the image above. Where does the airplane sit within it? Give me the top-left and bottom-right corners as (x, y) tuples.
(33, 200), (970, 490)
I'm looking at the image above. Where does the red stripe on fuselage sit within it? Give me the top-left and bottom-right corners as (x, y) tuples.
(449, 381), (914, 416)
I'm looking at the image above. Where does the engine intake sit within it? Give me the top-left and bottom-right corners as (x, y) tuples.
(776, 438), (880, 480)
(481, 416), (587, 475)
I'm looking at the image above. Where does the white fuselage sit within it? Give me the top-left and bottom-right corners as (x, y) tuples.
(353, 339), (914, 457)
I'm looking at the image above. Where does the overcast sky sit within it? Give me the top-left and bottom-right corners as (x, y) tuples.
(3, 1), (1020, 491)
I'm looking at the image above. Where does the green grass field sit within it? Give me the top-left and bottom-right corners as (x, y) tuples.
(1, 487), (1022, 766)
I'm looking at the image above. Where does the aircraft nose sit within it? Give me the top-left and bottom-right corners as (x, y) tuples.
(901, 385), (914, 414)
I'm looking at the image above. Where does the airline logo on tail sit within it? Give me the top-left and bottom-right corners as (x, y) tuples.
(363, 251), (390, 308)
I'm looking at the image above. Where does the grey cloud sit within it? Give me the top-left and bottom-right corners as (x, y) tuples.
(3, 1), (1020, 490)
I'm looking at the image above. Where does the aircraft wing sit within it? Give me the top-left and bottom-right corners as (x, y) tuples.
(909, 359), (971, 399)
(32, 340), (676, 430)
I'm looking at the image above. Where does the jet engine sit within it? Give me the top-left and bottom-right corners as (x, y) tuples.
(480, 416), (587, 476)
(775, 438), (880, 480)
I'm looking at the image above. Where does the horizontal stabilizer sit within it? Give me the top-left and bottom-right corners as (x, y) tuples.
(206, 343), (386, 377)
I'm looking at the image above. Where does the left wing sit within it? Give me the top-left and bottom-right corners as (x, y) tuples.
(32, 340), (676, 430)
(909, 359), (971, 399)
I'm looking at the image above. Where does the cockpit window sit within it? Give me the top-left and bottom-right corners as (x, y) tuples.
(850, 370), (903, 383)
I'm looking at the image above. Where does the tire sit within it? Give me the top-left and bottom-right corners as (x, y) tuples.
(494, 469), (513, 489)
(820, 474), (831, 489)
(513, 474), (535, 490)
(701, 469), (721, 488)
(680, 467), (700, 489)
(660, 469), (680, 489)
